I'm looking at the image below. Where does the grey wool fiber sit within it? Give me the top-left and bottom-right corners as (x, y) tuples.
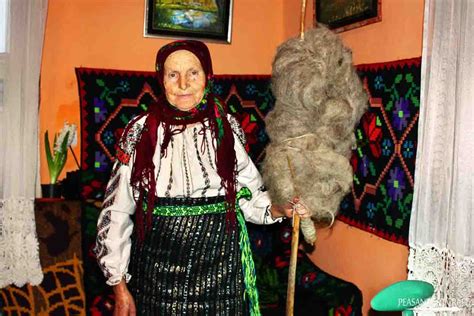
(262, 26), (368, 244)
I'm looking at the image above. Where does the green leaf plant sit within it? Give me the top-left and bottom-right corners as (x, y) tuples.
(44, 130), (70, 184)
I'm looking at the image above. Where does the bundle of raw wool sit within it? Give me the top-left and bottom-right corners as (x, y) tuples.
(262, 25), (368, 245)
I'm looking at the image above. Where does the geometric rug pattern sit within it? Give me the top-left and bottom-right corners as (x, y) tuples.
(0, 256), (85, 316)
(76, 58), (421, 246)
(338, 58), (421, 245)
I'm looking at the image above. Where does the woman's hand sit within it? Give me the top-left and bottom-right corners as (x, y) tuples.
(271, 197), (310, 219)
(113, 280), (136, 316)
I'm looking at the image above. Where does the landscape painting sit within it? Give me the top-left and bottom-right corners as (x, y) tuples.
(145, 0), (233, 43)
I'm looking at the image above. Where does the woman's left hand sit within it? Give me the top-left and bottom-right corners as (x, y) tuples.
(271, 197), (311, 219)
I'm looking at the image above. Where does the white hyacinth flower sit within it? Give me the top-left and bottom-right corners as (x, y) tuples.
(65, 123), (78, 147)
(54, 122), (77, 153)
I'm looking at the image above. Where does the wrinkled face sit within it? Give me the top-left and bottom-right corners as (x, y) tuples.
(163, 50), (206, 111)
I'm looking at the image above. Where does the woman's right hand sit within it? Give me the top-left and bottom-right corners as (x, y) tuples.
(113, 280), (136, 316)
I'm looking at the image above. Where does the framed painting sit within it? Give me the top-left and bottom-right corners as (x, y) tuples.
(315, 0), (382, 33)
(144, 0), (233, 43)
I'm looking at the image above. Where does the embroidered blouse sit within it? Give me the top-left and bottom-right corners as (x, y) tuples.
(94, 114), (280, 286)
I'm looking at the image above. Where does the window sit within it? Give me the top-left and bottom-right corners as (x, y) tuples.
(0, 0), (8, 110)
(0, 0), (8, 53)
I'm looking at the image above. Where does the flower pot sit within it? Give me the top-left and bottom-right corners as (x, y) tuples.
(41, 183), (62, 199)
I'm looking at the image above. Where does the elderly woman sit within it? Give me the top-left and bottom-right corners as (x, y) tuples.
(94, 40), (307, 316)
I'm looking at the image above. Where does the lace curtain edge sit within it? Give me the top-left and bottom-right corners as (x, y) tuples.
(0, 197), (43, 288)
(408, 244), (474, 315)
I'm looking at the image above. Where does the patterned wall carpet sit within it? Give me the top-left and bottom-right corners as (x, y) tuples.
(338, 58), (421, 244)
(75, 58), (420, 314)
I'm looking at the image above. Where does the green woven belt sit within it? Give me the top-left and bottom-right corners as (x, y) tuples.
(152, 187), (252, 216)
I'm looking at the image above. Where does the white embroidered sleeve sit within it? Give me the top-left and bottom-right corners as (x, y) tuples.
(94, 161), (136, 286)
(94, 115), (146, 286)
(229, 114), (282, 225)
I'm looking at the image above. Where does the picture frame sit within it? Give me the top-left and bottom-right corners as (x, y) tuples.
(144, 0), (233, 43)
(315, 0), (381, 33)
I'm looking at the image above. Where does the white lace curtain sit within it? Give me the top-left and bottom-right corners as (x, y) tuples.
(0, 0), (48, 287)
(408, 0), (474, 314)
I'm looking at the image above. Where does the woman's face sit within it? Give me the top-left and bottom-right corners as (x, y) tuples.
(163, 50), (206, 111)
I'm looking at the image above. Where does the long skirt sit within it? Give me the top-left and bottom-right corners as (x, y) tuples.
(128, 191), (259, 315)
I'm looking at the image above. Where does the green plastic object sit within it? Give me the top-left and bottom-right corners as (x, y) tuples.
(371, 280), (434, 311)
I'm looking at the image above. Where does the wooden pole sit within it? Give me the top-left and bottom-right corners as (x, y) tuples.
(285, 155), (301, 316)
(300, 0), (307, 40)
(287, 1), (306, 315)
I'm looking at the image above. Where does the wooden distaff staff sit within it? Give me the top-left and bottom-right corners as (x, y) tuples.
(285, 155), (301, 316)
(286, 1), (307, 315)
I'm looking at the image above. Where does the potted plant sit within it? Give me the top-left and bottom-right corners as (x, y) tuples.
(42, 122), (77, 198)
